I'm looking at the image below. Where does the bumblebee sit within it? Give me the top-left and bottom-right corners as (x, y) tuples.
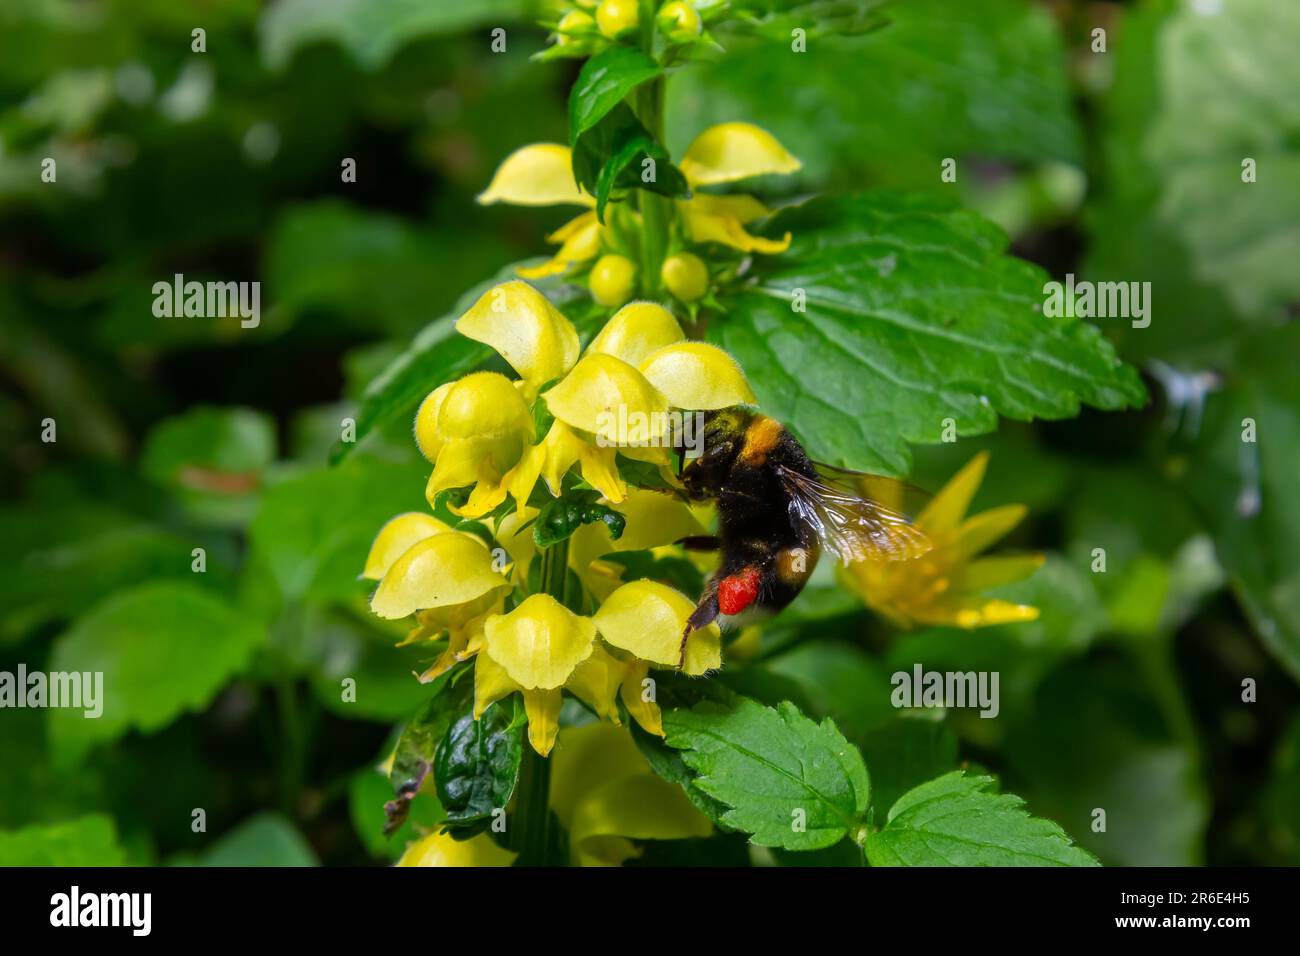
(674, 406), (931, 666)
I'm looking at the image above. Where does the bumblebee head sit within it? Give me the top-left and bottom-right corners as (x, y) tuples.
(677, 406), (756, 500)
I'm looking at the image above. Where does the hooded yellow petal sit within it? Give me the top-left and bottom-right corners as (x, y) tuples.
(639, 341), (756, 410)
(587, 302), (685, 367)
(477, 143), (593, 207)
(679, 198), (792, 254)
(454, 282), (581, 393)
(594, 580), (721, 675)
(395, 829), (517, 867)
(370, 533), (508, 619)
(362, 512), (452, 580)
(413, 382), (455, 464)
(918, 451), (988, 536)
(521, 688), (563, 756)
(483, 593), (598, 689)
(542, 353), (669, 445)
(679, 122), (801, 186)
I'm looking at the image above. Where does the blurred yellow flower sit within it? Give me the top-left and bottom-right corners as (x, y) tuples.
(841, 451), (1044, 629)
(475, 122), (800, 278)
(394, 723), (710, 867)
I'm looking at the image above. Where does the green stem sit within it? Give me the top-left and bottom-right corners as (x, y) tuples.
(633, 22), (670, 298)
(514, 537), (570, 864)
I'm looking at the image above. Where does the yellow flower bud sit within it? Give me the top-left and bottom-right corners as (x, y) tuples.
(483, 593), (598, 689)
(557, 9), (596, 46)
(589, 254), (637, 308)
(660, 251), (709, 302)
(370, 533), (508, 620)
(657, 1), (702, 40)
(436, 371), (532, 442)
(413, 382), (454, 463)
(595, 0), (639, 39)
(588, 301), (685, 366)
(639, 341), (756, 410)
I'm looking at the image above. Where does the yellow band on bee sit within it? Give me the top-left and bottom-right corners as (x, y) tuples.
(740, 415), (783, 465)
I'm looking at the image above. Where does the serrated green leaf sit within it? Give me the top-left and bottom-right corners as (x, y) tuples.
(48, 583), (264, 761)
(0, 815), (126, 866)
(712, 191), (1145, 474)
(864, 771), (1099, 867)
(568, 46), (661, 147)
(663, 697), (869, 850)
(435, 699), (524, 827)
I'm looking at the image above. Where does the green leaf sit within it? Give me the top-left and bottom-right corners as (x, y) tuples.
(573, 105), (691, 222)
(1142, 0), (1300, 320)
(48, 582), (264, 761)
(712, 192), (1145, 474)
(532, 489), (626, 548)
(248, 455), (427, 605)
(726, 0), (889, 40)
(434, 699), (524, 828)
(260, 0), (527, 71)
(1005, 657), (1209, 866)
(864, 771), (1099, 867)
(384, 672), (469, 833)
(180, 813), (318, 867)
(857, 715), (959, 815)
(0, 815), (126, 866)
(1182, 325), (1300, 678)
(568, 46), (662, 147)
(663, 697), (869, 850)
(669, 0), (1083, 192)
(140, 405), (276, 526)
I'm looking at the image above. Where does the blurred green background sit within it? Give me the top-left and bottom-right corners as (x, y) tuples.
(1, 0), (1297, 866)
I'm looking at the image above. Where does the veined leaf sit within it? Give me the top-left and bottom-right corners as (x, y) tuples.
(435, 698), (525, 828)
(864, 771), (1099, 867)
(569, 46), (661, 147)
(663, 697), (869, 851)
(712, 191), (1145, 474)
(48, 583), (264, 762)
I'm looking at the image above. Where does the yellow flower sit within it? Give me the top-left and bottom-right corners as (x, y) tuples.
(841, 452), (1044, 629)
(474, 583), (720, 756)
(365, 510), (721, 757)
(476, 122), (800, 278)
(423, 285), (754, 517)
(394, 722), (710, 867)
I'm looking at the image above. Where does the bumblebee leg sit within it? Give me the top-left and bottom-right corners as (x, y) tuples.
(678, 589), (719, 669)
(675, 535), (721, 551)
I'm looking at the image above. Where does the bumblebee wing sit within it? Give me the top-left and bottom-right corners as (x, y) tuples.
(776, 463), (932, 563)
